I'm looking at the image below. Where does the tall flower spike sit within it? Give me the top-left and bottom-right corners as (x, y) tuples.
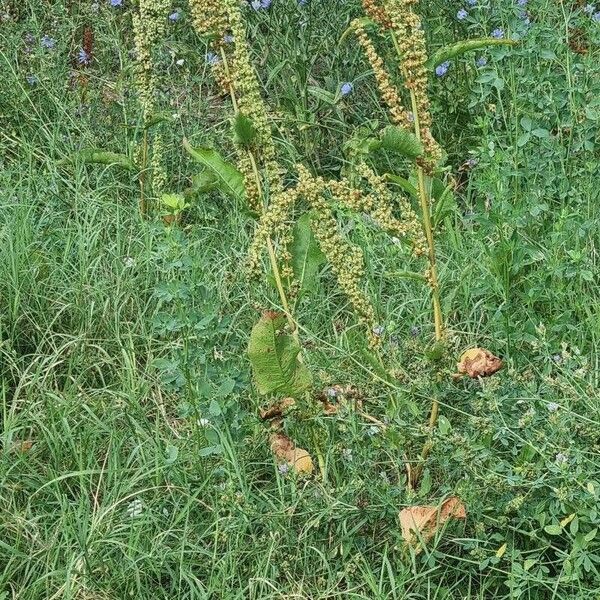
(188, 0), (228, 37)
(352, 19), (412, 128)
(382, 0), (441, 164)
(133, 0), (170, 196)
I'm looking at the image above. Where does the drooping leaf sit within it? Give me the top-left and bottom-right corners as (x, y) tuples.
(183, 138), (245, 202)
(290, 212), (326, 296)
(232, 113), (257, 147)
(247, 312), (312, 398)
(380, 126), (424, 159)
(59, 149), (137, 171)
(386, 174), (419, 199)
(270, 432), (313, 475)
(426, 38), (518, 70)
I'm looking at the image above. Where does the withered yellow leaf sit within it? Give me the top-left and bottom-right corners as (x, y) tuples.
(399, 496), (466, 552)
(269, 432), (313, 475)
(457, 347), (503, 378)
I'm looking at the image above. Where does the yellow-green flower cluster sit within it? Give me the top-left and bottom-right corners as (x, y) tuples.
(352, 19), (412, 129)
(381, 0), (441, 163)
(188, 0), (227, 38)
(296, 166), (379, 348)
(329, 163), (426, 258)
(247, 186), (299, 280)
(362, 0), (391, 30)
(133, 0), (170, 194)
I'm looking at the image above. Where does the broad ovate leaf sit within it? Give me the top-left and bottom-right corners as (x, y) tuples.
(290, 212), (325, 296)
(183, 138), (245, 202)
(247, 311), (312, 398)
(427, 38), (518, 70)
(380, 126), (424, 159)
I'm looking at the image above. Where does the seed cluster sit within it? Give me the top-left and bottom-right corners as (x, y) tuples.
(296, 166), (379, 348)
(352, 19), (412, 129)
(133, 0), (170, 194)
(381, 0), (441, 162)
(189, 0), (282, 212)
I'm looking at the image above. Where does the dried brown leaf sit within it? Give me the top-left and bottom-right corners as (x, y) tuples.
(399, 496), (466, 551)
(457, 347), (503, 378)
(269, 432), (313, 475)
(260, 397), (296, 420)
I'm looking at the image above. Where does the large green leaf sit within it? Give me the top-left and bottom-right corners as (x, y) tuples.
(427, 38), (518, 69)
(183, 138), (245, 202)
(247, 312), (312, 398)
(59, 149), (137, 171)
(290, 212), (325, 296)
(380, 126), (423, 159)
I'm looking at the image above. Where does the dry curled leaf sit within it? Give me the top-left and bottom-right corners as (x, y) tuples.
(399, 496), (466, 551)
(13, 440), (34, 453)
(260, 397), (296, 420)
(269, 432), (313, 475)
(457, 347), (503, 378)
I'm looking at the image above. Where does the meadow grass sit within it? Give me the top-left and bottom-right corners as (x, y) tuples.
(1, 0), (600, 598)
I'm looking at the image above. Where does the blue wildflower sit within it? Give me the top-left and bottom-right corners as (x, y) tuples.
(584, 4), (595, 13)
(206, 52), (220, 66)
(26, 74), (39, 85)
(593, 10), (600, 20)
(41, 35), (56, 49)
(435, 61), (450, 76)
(520, 11), (531, 25)
(251, 0), (271, 9)
(476, 56), (487, 67)
(491, 28), (504, 38)
(517, 0), (527, 5)
(457, 8), (468, 20)
(467, 0), (477, 4)
(298, 0), (308, 4)
(169, 11), (180, 21)
(340, 82), (353, 96)
(110, 0), (123, 6)
(77, 48), (91, 65)
(223, 34), (234, 43)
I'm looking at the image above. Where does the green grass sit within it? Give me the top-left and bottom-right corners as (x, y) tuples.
(1, 0), (600, 598)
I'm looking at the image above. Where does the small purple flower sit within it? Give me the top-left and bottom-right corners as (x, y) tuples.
(517, 0), (527, 5)
(251, 0), (271, 9)
(340, 82), (353, 96)
(491, 28), (505, 39)
(206, 52), (220, 66)
(372, 325), (384, 337)
(467, 0), (477, 5)
(278, 463), (290, 475)
(26, 74), (38, 85)
(169, 11), (180, 21)
(326, 387), (338, 398)
(547, 402), (560, 412)
(223, 34), (234, 43)
(435, 61), (450, 76)
(457, 8), (468, 20)
(583, 4), (595, 14)
(41, 35), (56, 50)
(110, 0), (123, 6)
(593, 11), (600, 20)
(410, 326), (420, 337)
(476, 56), (488, 67)
(77, 48), (91, 65)
(552, 353), (563, 363)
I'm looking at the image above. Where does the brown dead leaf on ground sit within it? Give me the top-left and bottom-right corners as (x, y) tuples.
(260, 397), (296, 420)
(456, 348), (503, 378)
(269, 432), (313, 475)
(399, 497), (466, 551)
